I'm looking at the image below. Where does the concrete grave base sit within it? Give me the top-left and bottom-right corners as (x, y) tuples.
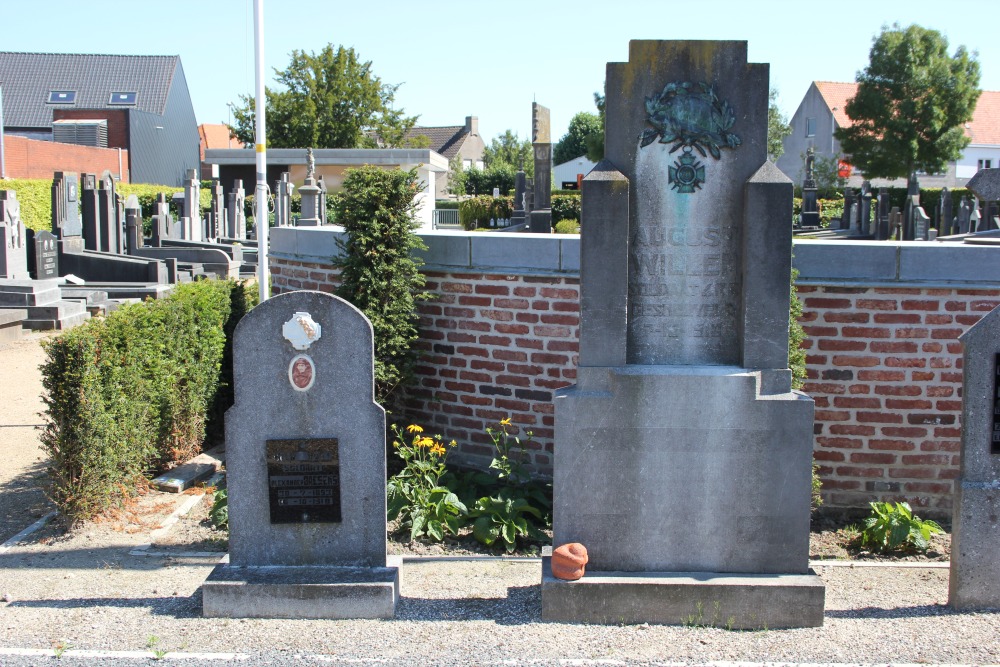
(541, 557), (825, 629)
(202, 557), (401, 619)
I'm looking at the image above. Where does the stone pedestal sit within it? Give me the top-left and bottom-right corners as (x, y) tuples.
(297, 179), (322, 227)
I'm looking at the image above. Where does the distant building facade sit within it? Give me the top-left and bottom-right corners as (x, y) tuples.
(776, 81), (1000, 188)
(0, 52), (200, 186)
(403, 116), (485, 198)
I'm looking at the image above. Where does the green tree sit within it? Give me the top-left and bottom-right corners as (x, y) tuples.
(229, 44), (418, 149)
(586, 92), (606, 162)
(835, 24), (981, 181)
(554, 111), (601, 165)
(332, 166), (428, 408)
(483, 130), (533, 177)
(767, 88), (792, 161)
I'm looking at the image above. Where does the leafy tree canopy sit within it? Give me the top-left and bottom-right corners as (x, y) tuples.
(228, 44), (418, 149)
(554, 111), (602, 165)
(835, 23), (981, 181)
(483, 130), (533, 177)
(767, 88), (792, 161)
(586, 93), (606, 162)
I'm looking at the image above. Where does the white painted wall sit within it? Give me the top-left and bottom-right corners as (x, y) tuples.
(956, 145), (1000, 181)
(553, 156), (596, 189)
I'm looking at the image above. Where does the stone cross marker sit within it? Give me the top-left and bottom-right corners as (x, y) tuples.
(949, 304), (1000, 609)
(202, 291), (398, 619)
(545, 40), (823, 630)
(227, 180), (247, 240)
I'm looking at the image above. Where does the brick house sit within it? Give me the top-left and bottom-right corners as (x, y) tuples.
(0, 52), (199, 186)
(776, 81), (1000, 189)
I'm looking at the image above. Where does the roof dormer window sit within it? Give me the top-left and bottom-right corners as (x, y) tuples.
(108, 92), (137, 105)
(47, 91), (76, 104)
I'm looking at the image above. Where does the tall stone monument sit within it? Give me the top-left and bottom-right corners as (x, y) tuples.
(949, 304), (1000, 609)
(183, 169), (202, 242)
(543, 41), (824, 629)
(529, 103), (553, 233)
(227, 180), (247, 240)
(202, 291), (398, 619)
(51, 172), (83, 252)
(799, 147), (819, 227)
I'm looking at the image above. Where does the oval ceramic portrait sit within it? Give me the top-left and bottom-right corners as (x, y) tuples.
(288, 354), (316, 392)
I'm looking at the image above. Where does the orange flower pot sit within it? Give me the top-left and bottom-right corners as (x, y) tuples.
(551, 543), (588, 581)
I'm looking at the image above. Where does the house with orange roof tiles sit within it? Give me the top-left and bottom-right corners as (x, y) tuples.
(776, 81), (1000, 189)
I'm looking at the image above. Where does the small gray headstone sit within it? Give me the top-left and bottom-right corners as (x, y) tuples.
(949, 305), (1000, 609)
(30, 230), (59, 280)
(203, 291), (397, 619)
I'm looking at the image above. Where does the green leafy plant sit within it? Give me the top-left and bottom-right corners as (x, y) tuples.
(386, 424), (466, 542)
(39, 280), (254, 523)
(554, 220), (580, 234)
(471, 491), (544, 553)
(333, 166), (429, 409)
(856, 501), (943, 554)
(469, 418), (551, 552)
(209, 487), (228, 530)
(147, 635), (168, 660)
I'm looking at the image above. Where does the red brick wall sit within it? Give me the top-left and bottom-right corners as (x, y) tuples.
(53, 109), (129, 149)
(270, 259), (579, 473)
(271, 255), (985, 515)
(799, 285), (997, 515)
(2, 135), (129, 181)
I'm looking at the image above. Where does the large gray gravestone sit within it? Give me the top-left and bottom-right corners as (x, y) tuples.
(202, 291), (398, 619)
(80, 173), (101, 251)
(949, 305), (1000, 609)
(0, 191), (29, 280)
(183, 169), (202, 242)
(544, 40), (823, 629)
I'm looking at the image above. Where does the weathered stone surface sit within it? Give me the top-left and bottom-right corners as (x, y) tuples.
(224, 291), (387, 568)
(949, 304), (1000, 609)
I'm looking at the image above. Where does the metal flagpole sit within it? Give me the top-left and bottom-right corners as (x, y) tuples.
(253, 0), (269, 301)
(0, 84), (6, 180)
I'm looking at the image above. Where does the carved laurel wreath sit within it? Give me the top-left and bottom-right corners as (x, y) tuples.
(640, 81), (741, 159)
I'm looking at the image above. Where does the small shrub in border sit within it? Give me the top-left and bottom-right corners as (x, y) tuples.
(855, 501), (944, 554)
(40, 279), (255, 523)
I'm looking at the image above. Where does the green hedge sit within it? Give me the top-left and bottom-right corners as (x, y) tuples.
(552, 194), (582, 223)
(39, 279), (258, 523)
(0, 178), (52, 231)
(459, 195), (514, 230)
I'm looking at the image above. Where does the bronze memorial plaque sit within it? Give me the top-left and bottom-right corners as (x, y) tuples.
(266, 438), (342, 524)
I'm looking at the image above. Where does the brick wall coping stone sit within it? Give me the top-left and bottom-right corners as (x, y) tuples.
(269, 227), (580, 277)
(792, 239), (1000, 288)
(270, 227), (998, 287)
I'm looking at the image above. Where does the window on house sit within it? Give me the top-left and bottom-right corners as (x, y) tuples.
(108, 92), (138, 105)
(978, 159), (993, 171)
(805, 117), (816, 137)
(463, 159), (472, 169)
(47, 91), (76, 104)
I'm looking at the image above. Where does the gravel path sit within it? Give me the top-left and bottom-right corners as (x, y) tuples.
(1, 331), (998, 666)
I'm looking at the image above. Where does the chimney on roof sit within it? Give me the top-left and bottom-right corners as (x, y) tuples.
(465, 116), (478, 136)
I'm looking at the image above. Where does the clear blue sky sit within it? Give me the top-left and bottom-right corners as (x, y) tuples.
(4, 0), (998, 147)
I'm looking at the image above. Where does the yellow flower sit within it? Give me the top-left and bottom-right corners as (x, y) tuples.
(417, 436), (435, 448)
(406, 424), (424, 434)
(430, 444), (446, 456)
(499, 418), (512, 426)
(449, 440), (457, 447)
